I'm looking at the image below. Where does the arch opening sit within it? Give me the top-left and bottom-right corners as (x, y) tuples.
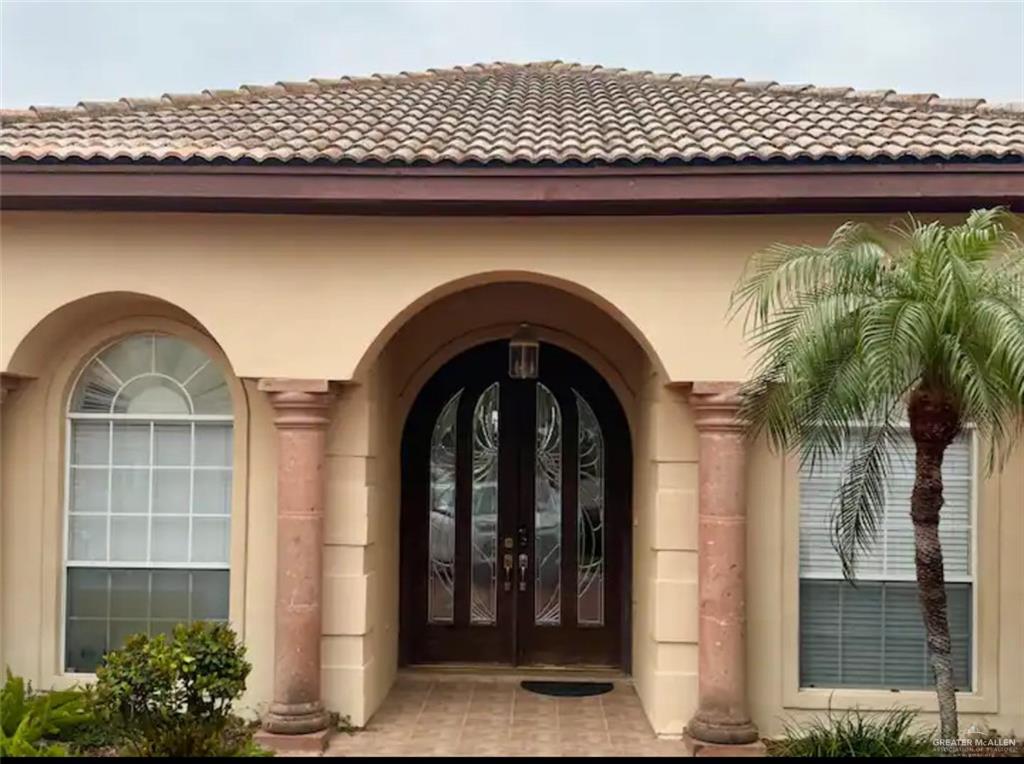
(397, 339), (633, 668)
(352, 270), (669, 385)
(334, 274), (669, 720)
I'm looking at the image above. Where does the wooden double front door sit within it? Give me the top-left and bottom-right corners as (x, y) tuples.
(400, 341), (631, 667)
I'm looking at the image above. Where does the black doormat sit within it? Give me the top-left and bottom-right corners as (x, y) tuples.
(520, 680), (614, 697)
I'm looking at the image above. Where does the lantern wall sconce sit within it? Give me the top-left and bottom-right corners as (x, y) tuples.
(509, 324), (539, 379)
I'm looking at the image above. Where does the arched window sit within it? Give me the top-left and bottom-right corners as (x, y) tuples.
(64, 333), (233, 672)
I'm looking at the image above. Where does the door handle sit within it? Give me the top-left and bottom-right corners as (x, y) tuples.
(503, 553), (514, 592)
(518, 553), (529, 592)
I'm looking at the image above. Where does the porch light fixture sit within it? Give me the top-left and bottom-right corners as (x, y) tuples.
(509, 324), (539, 379)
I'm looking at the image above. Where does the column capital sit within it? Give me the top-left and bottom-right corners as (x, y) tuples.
(257, 378), (331, 394)
(683, 381), (745, 434)
(1, 373), (31, 405)
(258, 379), (333, 430)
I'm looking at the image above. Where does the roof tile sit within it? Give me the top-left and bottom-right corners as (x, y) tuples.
(1, 61), (1021, 165)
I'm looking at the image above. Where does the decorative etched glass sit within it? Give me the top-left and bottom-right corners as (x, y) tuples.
(428, 390), (461, 624)
(575, 391), (605, 626)
(534, 383), (562, 626)
(470, 383), (500, 625)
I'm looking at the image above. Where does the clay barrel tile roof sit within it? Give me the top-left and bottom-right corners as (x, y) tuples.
(1, 60), (1021, 165)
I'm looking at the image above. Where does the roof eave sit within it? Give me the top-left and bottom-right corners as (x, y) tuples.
(2, 160), (1022, 216)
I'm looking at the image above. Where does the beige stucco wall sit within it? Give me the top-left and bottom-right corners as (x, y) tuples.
(0, 307), (279, 718)
(747, 439), (1024, 737)
(2, 211), (1021, 739)
(2, 211), (922, 384)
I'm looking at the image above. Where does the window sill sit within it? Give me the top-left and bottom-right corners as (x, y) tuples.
(45, 672), (98, 690)
(784, 687), (996, 715)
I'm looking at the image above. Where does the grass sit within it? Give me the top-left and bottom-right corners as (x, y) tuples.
(765, 706), (936, 758)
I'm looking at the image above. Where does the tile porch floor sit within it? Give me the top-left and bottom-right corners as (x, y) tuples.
(325, 673), (686, 757)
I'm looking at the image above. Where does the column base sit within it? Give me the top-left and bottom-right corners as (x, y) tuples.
(254, 727), (333, 754)
(262, 700), (332, 735)
(686, 712), (760, 746)
(684, 732), (766, 758)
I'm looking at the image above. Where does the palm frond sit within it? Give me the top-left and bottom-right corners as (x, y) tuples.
(828, 416), (903, 581)
(730, 222), (889, 331)
(731, 208), (1024, 581)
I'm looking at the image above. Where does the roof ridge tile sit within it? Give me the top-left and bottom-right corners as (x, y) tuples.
(2, 61), (1021, 126)
(76, 100), (131, 115)
(202, 88), (253, 103)
(160, 92), (213, 107)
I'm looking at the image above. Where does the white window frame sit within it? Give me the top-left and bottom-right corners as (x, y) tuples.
(60, 333), (233, 674)
(796, 423), (979, 693)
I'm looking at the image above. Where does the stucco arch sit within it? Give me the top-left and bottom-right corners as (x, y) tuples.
(4, 291), (232, 378)
(325, 274), (672, 722)
(0, 293), (258, 696)
(351, 270), (669, 384)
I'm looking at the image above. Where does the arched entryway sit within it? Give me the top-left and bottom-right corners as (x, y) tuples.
(399, 339), (632, 668)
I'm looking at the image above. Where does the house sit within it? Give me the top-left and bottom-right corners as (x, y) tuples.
(1, 61), (1022, 753)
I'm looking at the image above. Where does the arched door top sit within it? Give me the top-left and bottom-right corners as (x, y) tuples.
(400, 340), (632, 668)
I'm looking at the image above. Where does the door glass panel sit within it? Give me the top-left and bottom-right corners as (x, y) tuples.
(471, 383), (500, 625)
(575, 391), (605, 626)
(428, 390), (461, 624)
(534, 383), (562, 626)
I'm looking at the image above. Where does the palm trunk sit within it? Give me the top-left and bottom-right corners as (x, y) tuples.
(908, 388), (960, 740)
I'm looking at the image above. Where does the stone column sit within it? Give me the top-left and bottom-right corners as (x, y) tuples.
(258, 379), (332, 738)
(685, 382), (760, 751)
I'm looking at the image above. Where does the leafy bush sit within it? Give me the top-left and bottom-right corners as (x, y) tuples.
(767, 706), (935, 758)
(56, 686), (125, 755)
(220, 715), (275, 758)
(0, 670), (92, 757)
(95, 621), (259, 757)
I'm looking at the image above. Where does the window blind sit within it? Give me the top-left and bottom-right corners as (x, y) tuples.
(799, 431), (971, 581)
(798, 428), (973, 690)
(800, 580), (972, 690)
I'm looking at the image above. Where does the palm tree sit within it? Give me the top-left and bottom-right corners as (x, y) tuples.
(730, 208), (1024, 738)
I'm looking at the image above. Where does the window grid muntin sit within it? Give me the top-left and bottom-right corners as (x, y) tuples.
(62, 334), (233, 674)
(110, 372), (195, 415)
(71, 334), (231, 417)
(66, 419), (232, 567)
(797, 425), (977, 691)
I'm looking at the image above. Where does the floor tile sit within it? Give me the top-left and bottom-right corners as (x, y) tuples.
(325, 676), (670, 758)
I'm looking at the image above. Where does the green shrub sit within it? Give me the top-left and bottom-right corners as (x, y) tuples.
(0, 670), (92, 757)
(767, 706), (936, 758)
(55, 685), (125, 755)
(96, 621), (258, 757)
(219, 715), (274, 758)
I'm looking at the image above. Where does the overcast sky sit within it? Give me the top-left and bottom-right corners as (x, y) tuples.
(1, 0), (1022, 110)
